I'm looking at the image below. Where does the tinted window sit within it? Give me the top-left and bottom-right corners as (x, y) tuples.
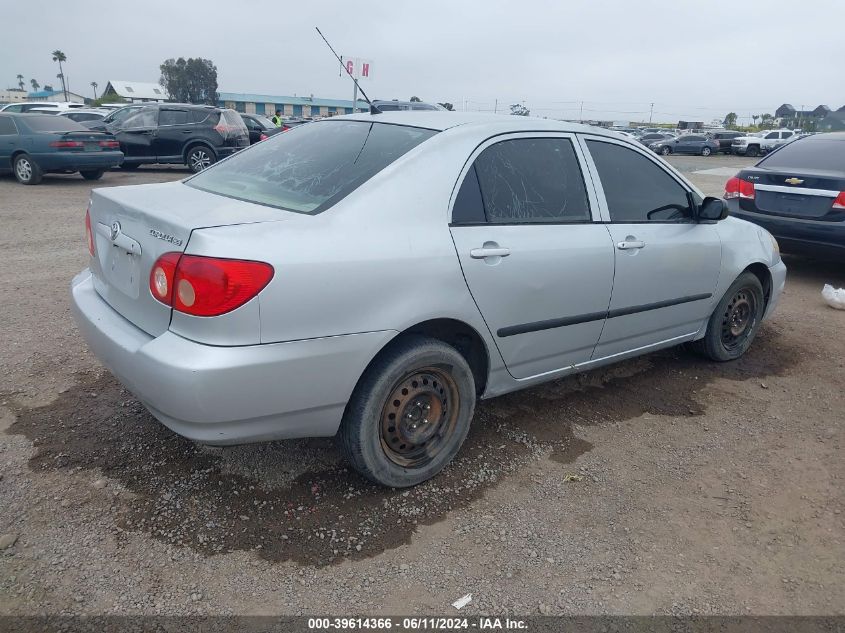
(17, 115), (85, 132)
(683, 136), (704, 142)
(759, 137), (844, 172)
(452, 165), (486, 224)
(3, 105), (22, 113)
(472, 138), (590, 223)
(765, 132), (779, 139)
(587, 140), (693, 222)
(105, 107), (140, 124)
(122, 108), (157, 128)
(187, 121), (437, 214)
(66, 112), (103, 122)
(159, 109), (190, 126)
(782, 131), (793, 138)
(0, 117), (16, 134)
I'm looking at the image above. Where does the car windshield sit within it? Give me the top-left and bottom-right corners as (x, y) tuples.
(252, 115), (275, 129)
(186, 121), (437, 214)
(758, 137), (844, 172)
(19, 115), (86, 132)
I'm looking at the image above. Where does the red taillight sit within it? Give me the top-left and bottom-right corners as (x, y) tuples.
(259, 133), (268, 141)
(149, 253), (274, 317)
(282, 125), (290, 132)
(50, 140), (84, 149)
(85, 208), (95, 257)
(724, 176), (755, 200)
(98, 140), (119, 149)
(833, 192), (845, 210)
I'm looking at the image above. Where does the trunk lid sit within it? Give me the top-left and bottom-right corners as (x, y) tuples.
(88, 180), (289, 336)
(740, 166), (844, 220)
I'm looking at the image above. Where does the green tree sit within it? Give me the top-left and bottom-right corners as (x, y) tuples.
(437, 102), (454, 111)
(760, 113), (774, 129)
(43, 84), (53, 92)
(723, 112), (738, 128)
(92, 92), (126, 107)
(51, 50), (68, 100)
(751, 114), (759, 128)
(510, 103), (530, 116)
(90, 81), (98, 100)
(159, 57), (218, 104)
(409, 96), (421, 102)
(16, 74), (24, 91)
(30, 78), (39, 92)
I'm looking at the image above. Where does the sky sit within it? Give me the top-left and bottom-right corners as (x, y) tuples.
(2, 0), (842, 125)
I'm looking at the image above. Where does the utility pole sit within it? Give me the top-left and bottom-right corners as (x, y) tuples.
(494, 98), (497, 114)
(649, 102), (654, 124)
(579, 100), (584, 122)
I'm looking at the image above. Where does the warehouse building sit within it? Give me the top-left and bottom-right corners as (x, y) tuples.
(217, 92), (368, 118)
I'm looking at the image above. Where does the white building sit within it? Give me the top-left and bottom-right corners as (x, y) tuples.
(0, 89), (29, 103)
(103, 80), (167, 103)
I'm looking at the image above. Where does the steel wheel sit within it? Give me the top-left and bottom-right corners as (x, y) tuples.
(379, 366), (461, 469)
(15, 157), (32, 181)
(660, 146), (671, 155)
(188, 148), (213, 172)
(720, 287), (757, 352)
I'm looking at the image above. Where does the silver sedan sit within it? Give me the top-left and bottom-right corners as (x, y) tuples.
(71, 112), (786, 487)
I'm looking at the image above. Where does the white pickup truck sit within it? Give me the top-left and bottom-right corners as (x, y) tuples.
(731, 129), (797, 157)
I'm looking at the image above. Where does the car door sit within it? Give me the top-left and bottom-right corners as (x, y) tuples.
(154, 108), (192, 161)
(0, 116), (18, 169)
(580, 136), (721, 359)
(449, 134), (615, 380)
(114, 107), (158, 160)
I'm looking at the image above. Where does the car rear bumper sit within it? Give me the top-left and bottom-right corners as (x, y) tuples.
(70, 269), (397, 445)
(31, 151), (124, 171)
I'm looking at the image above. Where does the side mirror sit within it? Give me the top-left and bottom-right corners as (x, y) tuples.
(699, 196), (729, 222)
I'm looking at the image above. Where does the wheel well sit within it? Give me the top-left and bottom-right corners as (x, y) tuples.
(399, 319), (490, 396)
(743, 262), (772, 308)
(183, 142), (215, 163)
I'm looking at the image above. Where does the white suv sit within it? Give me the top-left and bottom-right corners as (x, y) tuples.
(0, 101), (86, 114)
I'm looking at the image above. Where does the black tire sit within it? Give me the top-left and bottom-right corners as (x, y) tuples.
(701, 146), (712, 156)
(338, 335), (476, 488)
(80, 169), (105, 181)
(13, 154), (43, 185)
(746, 145), (759, 158)
(689, 272), (765, 362)
(120, 162), (140, 170)
(186, 145), (216, 173)
(660, 146), (671, 156)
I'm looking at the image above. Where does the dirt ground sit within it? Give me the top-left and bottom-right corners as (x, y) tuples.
(0, 156), (842, 617)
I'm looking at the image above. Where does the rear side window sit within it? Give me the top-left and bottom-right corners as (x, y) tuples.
(187, 121), (437, 214)
(0, 117), (17, 134)
(587, 140), (693, 222)
(159, 109), (190, 126)
(473, 138), (591, 223)
(759, 137), (844, 171)
(452, 165), (486, 224)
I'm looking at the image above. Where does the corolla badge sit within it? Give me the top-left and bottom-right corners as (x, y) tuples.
(110, 221), (121, 241)
(784, 177), (804, 185)
(148, 228), (184, 247)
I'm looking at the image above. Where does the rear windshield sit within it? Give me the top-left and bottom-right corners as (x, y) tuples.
(186, 121), (437, 214)
(759, 137), (844, 172)
(19, 115), (86, 132)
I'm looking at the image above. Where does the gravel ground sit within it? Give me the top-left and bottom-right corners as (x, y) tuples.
(0, 157), (843, 617)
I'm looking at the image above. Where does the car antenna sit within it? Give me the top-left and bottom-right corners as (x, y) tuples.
(315, 27), (381, 115)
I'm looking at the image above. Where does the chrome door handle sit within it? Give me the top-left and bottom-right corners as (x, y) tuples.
(470, 247), (511, 259)
(616, 240), (645, 250)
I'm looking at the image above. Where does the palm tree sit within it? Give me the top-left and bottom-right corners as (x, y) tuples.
(751, 114), (760, 128)
(16, 74), (24, 91)
(52, 50), (68, 100)
(30, 78), (40, 92)
(90, 81), (98, 100)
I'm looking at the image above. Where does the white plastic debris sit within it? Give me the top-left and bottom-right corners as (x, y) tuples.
(452, 593), (472, 610)
(822, 284), (845, 310)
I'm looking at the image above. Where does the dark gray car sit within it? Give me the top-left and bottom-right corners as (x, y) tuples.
(650, 134), (720, 156)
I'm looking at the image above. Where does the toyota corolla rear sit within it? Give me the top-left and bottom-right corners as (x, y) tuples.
(725, 133), (845, 259)
(71, 118), (439, 443)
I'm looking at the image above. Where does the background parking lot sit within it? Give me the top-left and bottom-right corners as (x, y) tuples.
(1, 156), (843, 615)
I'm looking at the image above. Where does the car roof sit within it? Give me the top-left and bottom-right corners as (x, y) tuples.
(335, 111), (618, 137)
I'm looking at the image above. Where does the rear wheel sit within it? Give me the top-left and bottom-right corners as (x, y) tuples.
(660, 146), (671, 156)
(689, 272), (765, 361)
(746, 145), (759, 157)
(339, 335), (476, 488)
(186, 146), (216, 173)
(13, 154), (42, 185)
(701, 146), (712, 156)
(80, 169), (105, 181)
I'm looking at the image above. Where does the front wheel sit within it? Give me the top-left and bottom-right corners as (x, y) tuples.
(339, 335), (476, 488)
(746, 145), (759, 158)
(701, 146), (712, 156)
(689, 272), (765, 361)
(13, 154), (43, 185)
(660, 146), (671, 156)
(186, 146), (216, 173)
(80, 169), (105, 181)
